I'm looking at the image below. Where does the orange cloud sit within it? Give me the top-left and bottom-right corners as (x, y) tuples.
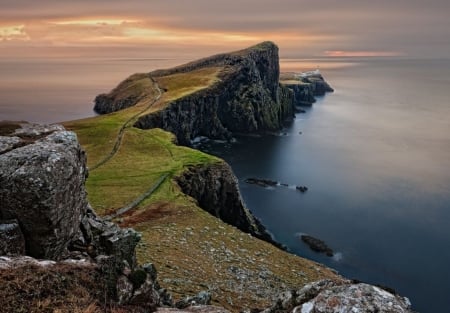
(324, 50), (405, 57)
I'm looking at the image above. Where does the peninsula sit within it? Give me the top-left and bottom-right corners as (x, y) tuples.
(0, 42), (413, 313)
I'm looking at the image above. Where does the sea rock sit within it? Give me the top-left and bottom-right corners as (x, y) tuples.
(176, 162), (282, 248)
(0, 220), (26, 256)
(0, 125), (88, 259)
(300, 235), (334, 257)
(263, 280), (413, 313)
(245, 178), (278, 187)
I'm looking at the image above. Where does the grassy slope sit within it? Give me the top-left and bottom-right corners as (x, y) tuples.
(64, 60), (341, 312)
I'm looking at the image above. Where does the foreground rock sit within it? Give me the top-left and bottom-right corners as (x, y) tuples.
(0, 122), (162, 308)
(300, 235), (334, 257)
(0, 123), (88, 259)
(263, 280), (413, 313)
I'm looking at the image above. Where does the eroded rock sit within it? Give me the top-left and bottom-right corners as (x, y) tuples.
(0, 125), (88, 259)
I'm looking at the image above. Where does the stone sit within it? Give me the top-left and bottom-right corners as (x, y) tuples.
(0, 125), (88, 259)
(157, 306), (231, 313)
(263, 280), (413, 313)
(295, 283), (413, 313)
(300, 235), (334, 257)
(0, 220), (26, 256)
(175, 291), (212, 309)
(129, 273), (160, 309)
(116, 274), (134, 304)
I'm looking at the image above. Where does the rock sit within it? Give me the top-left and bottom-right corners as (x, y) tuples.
(129, 272), (160, 309)
(245, 178), (278, 187)
(176, 162), (283, 249)
(116, 274), (134, 304)
(296, 186), (308, 193)
(0, 124), (88, 259)
(157, 306), (231, 313)
(0, 220), (26, 256)
(263, 280), (413, 313)
(300, 235), (334, 257)
(175, 291), (212, 309)
(295, 282), (412, 313)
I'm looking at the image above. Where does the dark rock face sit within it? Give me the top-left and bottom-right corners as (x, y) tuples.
(0, 125), (88, 259)
(0, 220), (25, 256)
(300, 235), (334, 257)
(262, 280), (413, 313)
(176, 162), (282, 248)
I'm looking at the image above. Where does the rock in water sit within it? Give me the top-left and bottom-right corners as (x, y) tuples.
(300, 235), (334, 257)
(0, 124), (88, 259)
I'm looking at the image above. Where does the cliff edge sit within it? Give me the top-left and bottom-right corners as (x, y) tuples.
(95, 42), (295, 145)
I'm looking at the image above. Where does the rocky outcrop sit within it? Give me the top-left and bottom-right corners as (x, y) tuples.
(176, 162), (283, 248)
(0, 124), (88, 259)
(281, 72), (334, 106)
(262, 280), (413, 313)
(0, 122), (163, 308)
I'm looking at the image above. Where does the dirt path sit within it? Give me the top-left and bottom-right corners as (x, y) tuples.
(90, 78), (163, 171)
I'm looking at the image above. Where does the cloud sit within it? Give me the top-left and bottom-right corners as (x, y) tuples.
(0, 0), (449, 58)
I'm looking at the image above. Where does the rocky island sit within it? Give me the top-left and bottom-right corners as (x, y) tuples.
(0, 42), (414, 312)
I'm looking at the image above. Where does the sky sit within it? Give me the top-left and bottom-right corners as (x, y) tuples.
(1, 0), (449, 59)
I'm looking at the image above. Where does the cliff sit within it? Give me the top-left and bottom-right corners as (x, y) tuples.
(176, 162), (281, 248)
(95, 42), (295, 145)
(280, 71), (334, 106)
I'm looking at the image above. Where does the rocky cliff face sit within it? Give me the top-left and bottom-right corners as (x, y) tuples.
(176, 162), (281, 247)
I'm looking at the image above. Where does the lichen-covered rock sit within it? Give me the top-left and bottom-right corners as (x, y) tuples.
(262, 280), (413, 313)
(0, 125), (88, 259)
(0, 220), (26, 256)
(175, 291), (212, 309)
(176, 162), (282, 248)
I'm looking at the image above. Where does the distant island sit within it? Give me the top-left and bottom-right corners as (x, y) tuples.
(0, 42), (413, 313)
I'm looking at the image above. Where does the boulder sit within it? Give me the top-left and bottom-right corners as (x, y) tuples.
(0, 125), (88, 259)
(263, 280), (413, 313)
(175, 291), (212, 309)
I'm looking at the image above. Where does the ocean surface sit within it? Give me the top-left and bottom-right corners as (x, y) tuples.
(1, 57), (450, 312)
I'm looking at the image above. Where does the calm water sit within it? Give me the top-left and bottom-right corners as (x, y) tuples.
(201, 59), (450, 313)
(1, 57), (449, 312)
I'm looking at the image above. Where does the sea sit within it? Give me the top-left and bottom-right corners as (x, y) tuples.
(1, 56), (450, 312)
